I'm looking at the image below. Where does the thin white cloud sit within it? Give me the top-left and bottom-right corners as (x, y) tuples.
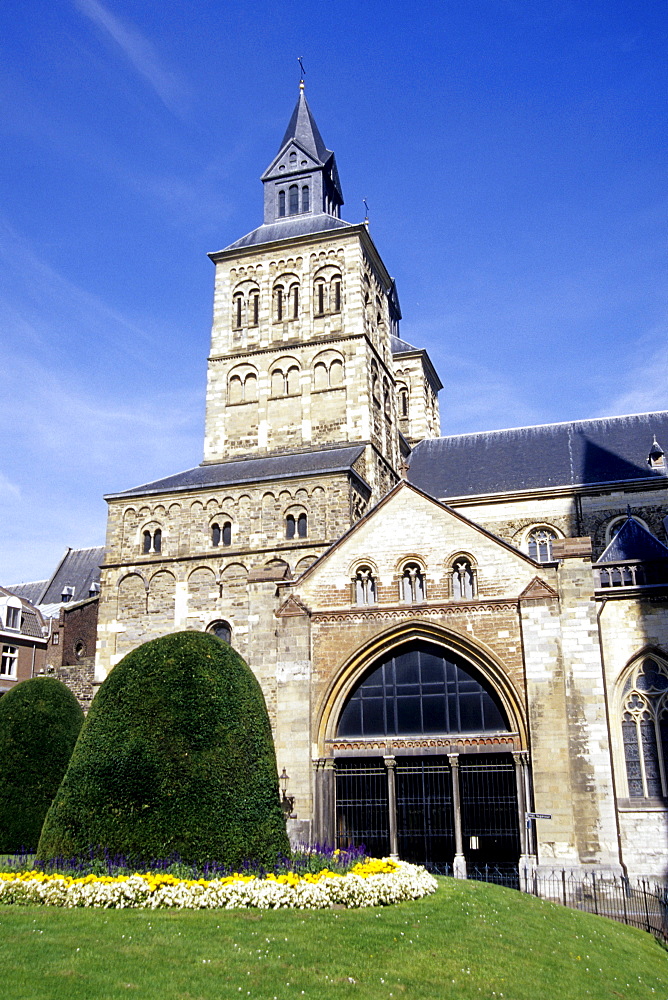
(601, 339), (668, 417)
(74, 0), (188, 114)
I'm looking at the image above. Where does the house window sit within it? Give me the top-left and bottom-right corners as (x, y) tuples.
(401, 562), (425, 603)
(302, 185), (310, 212)
(288, 185), (299, 215)
(297, 513), (307, 538)
(5, 606), (20, 630)
(452, 558), (476, 600)
(278, 190), (286, 217)
(52, 632), (59, 645)
(527, 528), (557, 563)
(0, 645), (17, 678)
(621, 656), (668, 798)
(354, 566), (376, 605)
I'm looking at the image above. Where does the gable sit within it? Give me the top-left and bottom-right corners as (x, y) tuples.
(295, 482), (549, 607)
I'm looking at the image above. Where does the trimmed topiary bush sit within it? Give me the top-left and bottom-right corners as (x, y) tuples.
(37, 631), (290, 867)
(0, 677), (84, 852)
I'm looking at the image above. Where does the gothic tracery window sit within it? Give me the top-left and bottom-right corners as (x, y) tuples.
(527, 527), (557, 563)
(621, 656), (668, 798)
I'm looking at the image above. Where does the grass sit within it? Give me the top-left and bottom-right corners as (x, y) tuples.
(0, 878), (666, 999)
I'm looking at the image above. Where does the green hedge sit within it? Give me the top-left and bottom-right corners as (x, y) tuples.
(38, 631), (290, 867)
(0, 677), (84, 853)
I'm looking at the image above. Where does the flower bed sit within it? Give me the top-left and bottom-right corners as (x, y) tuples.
(0, 858), (437, 910)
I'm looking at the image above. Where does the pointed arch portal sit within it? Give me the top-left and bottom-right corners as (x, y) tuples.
(316, 639), (527, 875)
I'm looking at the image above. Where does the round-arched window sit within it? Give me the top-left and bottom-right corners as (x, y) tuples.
(207, 620), (231, 645)
(336, 640), (509, 738)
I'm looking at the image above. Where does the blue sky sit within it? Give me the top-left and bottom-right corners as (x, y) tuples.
(1, 1), (666, 583)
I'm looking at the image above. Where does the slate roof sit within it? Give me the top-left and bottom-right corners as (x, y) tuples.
(408, 411), (668, 498)
(391, 335), (417, 353)
(222, 213), (353, 252)
(107, 445), (367, 499)
(5, 580), (48, 605)
(39, 547), (105, 606)
(278, 89), (331, 166)
(597, 516), (668, 564)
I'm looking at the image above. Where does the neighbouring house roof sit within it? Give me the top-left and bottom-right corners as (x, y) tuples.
(37, 547), (104, 607)
(5, 580), (48, 605)
(106, 445), (368, 499)
(408, 411), (668, 498)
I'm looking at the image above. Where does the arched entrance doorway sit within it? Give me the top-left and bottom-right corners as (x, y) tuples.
(324, 639), (527, 875)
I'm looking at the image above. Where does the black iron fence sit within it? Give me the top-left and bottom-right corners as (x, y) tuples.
(521, 869), (668, 943)
(422, 863), (668, 943)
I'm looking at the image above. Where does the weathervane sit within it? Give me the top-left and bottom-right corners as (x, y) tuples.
(298, 56), (306, 90)
(363, 198), (369, 224)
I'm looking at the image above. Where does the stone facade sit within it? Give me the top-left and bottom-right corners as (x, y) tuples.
(95, 87), (668, 879)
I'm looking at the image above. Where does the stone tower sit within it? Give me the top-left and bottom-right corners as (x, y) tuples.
(203, 84), (415, 494)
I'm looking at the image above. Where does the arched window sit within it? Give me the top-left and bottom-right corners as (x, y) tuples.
(290, 283), (299, 319)
(621, 656), (668, 798)
(297, 512), (307, 538)
(329, 358), (343, 386)
(278, 190), (286, 217)
(452, 558), (476, 600)
(314, 362), (328, 390)
(233, 294), (243, 329)
(302, 185), (310, 212)
(286, 514), (296, 539)
(142, 527), (162, 555)
(527, 528), (557, 563)
(399, 387), (409, 417)
(315, 280), (325, 316)
(401, 562), (425, 603)
(250, 292), (259, 326)
(207, 620), (231, 645)
(337, 640), (509, 737)
(332, 279), (341, 313)
(354, 566), (376, 605)
(211, 522), (221, 547)
(222, 520), (232, 546)
(274, 286), (284, 321)
(288, 185), (299, 215)
(271, 369), (285, 396)
(286, 366), (300, 395)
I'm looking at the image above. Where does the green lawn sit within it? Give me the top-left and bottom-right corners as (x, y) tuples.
(0, 878), (665, 999)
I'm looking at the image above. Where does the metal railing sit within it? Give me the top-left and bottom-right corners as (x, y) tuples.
(520, 869), (668, 942)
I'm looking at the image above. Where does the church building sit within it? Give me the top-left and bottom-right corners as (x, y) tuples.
(96, 85), (668, 880)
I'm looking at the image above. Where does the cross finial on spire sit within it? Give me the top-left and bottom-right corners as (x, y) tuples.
(298, 56), (306, 90)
